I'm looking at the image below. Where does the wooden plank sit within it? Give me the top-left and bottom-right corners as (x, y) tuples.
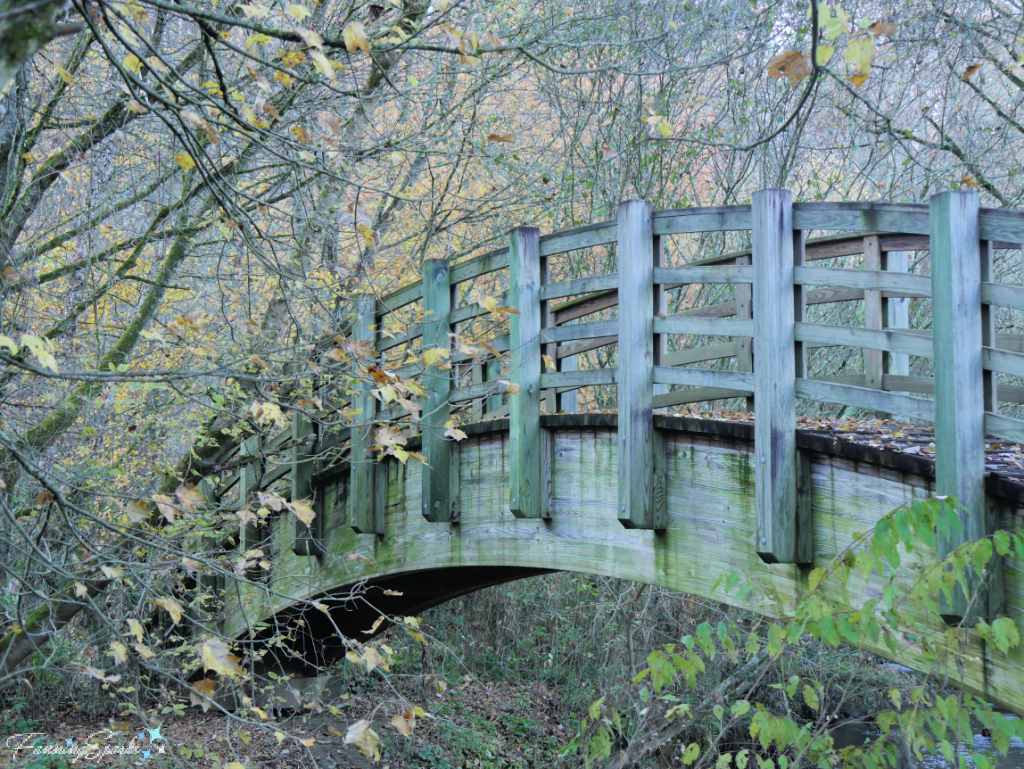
(793, 265), (931, 297)
(793, 231), (812, 566)
(617, 199), (658, 529)
(981, 281), (1024, 312)
(349, 296), (378, 534)
(449, 246), (510, 285)
(863, 236), (884, 395)
(552, 288), (618, 325)
(558, 348), (579, 412)
(793, 201), (930, 234)
(795, 378), (936, 421)
(652, 205), (752, 234)
(539, 221), (616, 256)
(752, 189), (802, 564)
(539, 273), (617, 301)
(887, 251), (911, 378)
(654, 317), (753, 337)
(930, 190), (999, 620)
(652, 387), (752, 408)
(556, 335), (617, 359)
(509, 227), (546, 518)
(982, 241), (998, 417)
(653, 236), (667, 401)
(794, 323), (934, 358)
(653, 366), (753, 391)
(984, 412), (1024, 445)
(540, 368), (617, 389)
(663, 341), (740, 367)
(540, 319), (618, 344)
(983, 347), (1024, 378)
(653, 265), (753, 285)
(421, 259), (455, 523)
(290, 413), (322, 555)
(484, 357), (504, 414)
(979, 207), (1024, 244)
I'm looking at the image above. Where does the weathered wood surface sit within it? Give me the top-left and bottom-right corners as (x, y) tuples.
(224, 415), (1024, 715)
(421, 259), (455, 523)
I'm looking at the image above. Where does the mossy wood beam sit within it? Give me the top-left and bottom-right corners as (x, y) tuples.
(349, 296), (380, 534)
(291, 413), (321, 556)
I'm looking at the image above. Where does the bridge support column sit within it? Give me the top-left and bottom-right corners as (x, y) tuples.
(930, 190), (1002, 621)
(509, 226), (549, 518)
(239, 435), (269, 580)
(753, 189), (811, 564)
(291, 412), (322, 557)
(422, 259), (459, 523)
(617, 199), (664, 530)
(350, 296), (383, 534)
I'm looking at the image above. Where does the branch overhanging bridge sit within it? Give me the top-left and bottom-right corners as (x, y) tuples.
(197, 190), (1024, 712)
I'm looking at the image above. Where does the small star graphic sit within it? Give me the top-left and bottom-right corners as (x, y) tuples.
(142, 750), (151, 759)
(146, 727), (163, 742)
(138, 733), (146, 740)
(65, 738), (73, 747)
(157, 744), (166, 754)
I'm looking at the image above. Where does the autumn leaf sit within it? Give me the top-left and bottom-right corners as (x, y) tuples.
(174, 153), (195, 171)
(285, 3), (311, 21)
(392, 712), (415, 736)
(344, 720), (382, 760)
(200, 637), (243, 679)
(175, 484), (204, 512)
(421, 347), (450, 367)
(110, 641), (128, 665)
(486, 133), (513, 143)
(84, 666), (121, 684)
(959, 175), (979, 187)
(123, 55), (143, 74)
(962, 63), (983, 80)
(766, 50), (810, 87)
(815, 45), (834, 66)
(444, 419), (468, 441)
(601, 145), (619, 161)
(54, 65), (73, 84)
(191, 679), (216, 712)
(867, 21), (896, 37)
(127, 618), (144, 642)
(153, 493), (177, 523)
(151, 596), (183, 624)
(543, 354), (556, 371)
(134, 643), (155, 660)
(100, 565), (123, 580)
(311, 50), (338, 82)
(295, 27), (323, 49)
(289, 498), (316, 526)
(845, 36), (875, 79)
(344, 22), (371, 54)
(75, 582), (89, 598)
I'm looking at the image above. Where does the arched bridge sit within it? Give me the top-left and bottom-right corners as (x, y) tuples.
(205, 190), (1024, 713)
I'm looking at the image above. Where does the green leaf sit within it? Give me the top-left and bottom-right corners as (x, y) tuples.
(973, 538), (994, 577)
(682, 743), (700, 765)
(732, 700), (751, 718)
(802, 684), (819, 711)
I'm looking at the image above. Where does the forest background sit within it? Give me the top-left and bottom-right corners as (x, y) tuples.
(0, 0), (1023, 766)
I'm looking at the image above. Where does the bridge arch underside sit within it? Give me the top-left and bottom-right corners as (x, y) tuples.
(227, 415), (1024, 712)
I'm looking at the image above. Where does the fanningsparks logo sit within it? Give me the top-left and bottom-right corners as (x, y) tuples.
(4, 725), (167, 764)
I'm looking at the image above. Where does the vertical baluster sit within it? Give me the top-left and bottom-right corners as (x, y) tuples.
(653, 236), (668, 403)
(753, 189), (808, 564)
(864, 236), (885, 402)
(349, 296), (379, 534)
(291, 411), (321, 556)
(887, 249), (911, 381)
(484, 356), (504, 415)
(617, 200), (660, 530)
(239, 435), (267, 580)
(735, 254), (754, 412)
(197, 477), (223, 595)
(558, 338), (579, 413)
(930, 190), (1001, 620)
(421, 259), (456, 522)
(509, 226), (546, 518)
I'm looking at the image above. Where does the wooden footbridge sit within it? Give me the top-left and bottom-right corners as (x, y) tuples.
(204, 190), (1024, 712)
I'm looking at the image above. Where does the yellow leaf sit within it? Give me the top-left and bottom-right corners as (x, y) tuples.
(152, 493), (177, 523)
(151, 596), (183, 624)
(656, 120), (672, 138)
(295, 27), (323, 49)
(238, 2), (269, 17)
(285, 3), (311, 21)
(110, 641), (128, 665)
(391, 713), (415, 736)
(75, 582), (88, 598)
(225, 763), (246, 769)
(344, 720), (381, 760)
(310, 50), (337, 82)
(543, 354), (556, 371)
(421, 347), (450, 367)
(300, 738), (316, 747)
(328, 725), (343, 736)
(0, 335), (16, 354)
(100, 565), (123, 580)
(175, 484), (204, 512)
(252, 707), (269, 720)
(84, 666), (120, 684)
(128, 618), (144, 642)
(123, 55), (143, 74)
(134, 643), (155, 660)
(847, 73), (868, 87)
(190, 679), (215, 712)
(246, 33), (272, 49)
(55, 64), (73, 84)
(280, 49), (305, 67)
(174, 153), (195, 171)
(815, 45), (834, 66)
(19, 335), (58, 372)
(274, 731), (286, 744)
(200, 637), (243, 679)
(289, 498), (316, 526)
(343, 22), (371, 54)
(845, 36), (875, 77)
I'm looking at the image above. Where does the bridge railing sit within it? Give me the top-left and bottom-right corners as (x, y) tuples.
(204, 189), (1024, 620)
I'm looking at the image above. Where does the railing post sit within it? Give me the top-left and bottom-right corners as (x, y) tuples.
(864, 236), (884, 394)
(931, 190), (1001, 620)
(421, 258), (457, 523)
(198, 477), (224, 595)
(617, 199), (663, 530)
(349, 296), (380, 534)
(887, 249), (911, 378)
(509, 226), (547, 518)
(291, 412), (321, 556)
(752, 189), (808, 564)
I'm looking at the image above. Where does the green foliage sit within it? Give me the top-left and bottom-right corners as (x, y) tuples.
(562, 496), (1022, 768)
